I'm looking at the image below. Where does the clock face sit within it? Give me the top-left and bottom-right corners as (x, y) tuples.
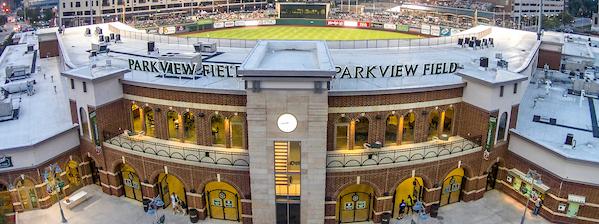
(277, 114), (297, 133)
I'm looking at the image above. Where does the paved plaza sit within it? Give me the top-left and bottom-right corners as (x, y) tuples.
(17, 185), (549, 224)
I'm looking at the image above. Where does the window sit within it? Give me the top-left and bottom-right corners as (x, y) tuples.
(79, 107), (89, 138)
(82, 82), (87, 92)
(63, 2), (66, 8)
(144, 107), (155, 137)
(335, 117), (350, 150)
(500, 86), (504, 97)
(183, 112), (196, 143)
(75, 1), (80, 7)
(230, 116), (243, 148)
(402, 112), (415, 144)
(385, 115), (399, 146)
(442, 107), (454, 135)
(496, 112), (508, 142)
(70, 2), (73, 7)
(85, 1), (88, 7)
(354, 117), (369, 149)
(427, 110), (440, 140)
(211, 115), (226, 146)
(166, 111), (179, 141)
(513, 83), (518, 94)
(70, 79), (75, 89)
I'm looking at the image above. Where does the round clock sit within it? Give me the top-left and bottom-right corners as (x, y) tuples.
(277, 114), (297, 133)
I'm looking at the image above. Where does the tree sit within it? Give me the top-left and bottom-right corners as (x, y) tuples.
(560, 12), (574, 25)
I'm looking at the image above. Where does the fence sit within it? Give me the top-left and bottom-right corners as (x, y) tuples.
(108, 23), (492, 49)
(326, 137), (481, 168)
(105, 134), (250, 167)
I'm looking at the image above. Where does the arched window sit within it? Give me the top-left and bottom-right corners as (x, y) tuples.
(79, 107), (89, 139)
(442, 107), (454, 135)
(131, 104), (143, 133)
(183, 112), (196, 143)
(402, 112), (415, 144)
(144, 107), (155, 137)
(167, 111), (180, 140)
(497, 112), (508, 142)
(65, 160), (81, 186)
(335, 117), (350, 150)
(385, 115), (399, 146)
(354, 117), (369, 149)
(427, 110), (440, 140)
(230, 115), (244, 148)
(211, 115), (226, 146)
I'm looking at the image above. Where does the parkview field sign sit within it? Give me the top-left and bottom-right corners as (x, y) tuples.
(128, 58), (460, 79)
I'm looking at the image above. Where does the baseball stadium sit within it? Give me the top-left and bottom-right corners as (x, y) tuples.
(1, 2), (599, 224)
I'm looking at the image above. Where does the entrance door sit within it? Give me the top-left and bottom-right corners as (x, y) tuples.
(207, 189), (239, 221)
(17, 180), (38, 211)
(159, 175), (171, 208)
(122, 172), (143, 201)
(440, 176), (463, 206)
(339, 192), (371, 223)
(89, 159), (100, 186)
(486, 163), (499, 191)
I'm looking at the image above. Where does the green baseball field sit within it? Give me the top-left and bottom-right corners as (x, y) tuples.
(179, 26), (421, 40)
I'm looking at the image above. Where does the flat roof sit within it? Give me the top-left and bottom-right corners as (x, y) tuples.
(513, 71), (599, 163)
(0, 39), (75, 150)
(58, 23), (540, 95)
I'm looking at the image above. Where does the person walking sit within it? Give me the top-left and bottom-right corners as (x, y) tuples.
(533, 197), (542, 215)
(399, 199), (407, 218)
(171, 193), (179, 214)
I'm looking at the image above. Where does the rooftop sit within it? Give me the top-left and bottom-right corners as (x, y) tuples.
(513, 70), (599, 163)
(56, 23), (540, 95)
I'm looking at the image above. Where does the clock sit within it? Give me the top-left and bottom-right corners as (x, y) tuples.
(277, 114), (297, 133)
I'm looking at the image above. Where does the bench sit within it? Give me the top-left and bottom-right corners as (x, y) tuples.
(62, 191), (90, 209)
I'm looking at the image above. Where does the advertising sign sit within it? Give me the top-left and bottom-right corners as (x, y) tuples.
(397, 24), (409, 32)
(420, 24), (431, 35)
(213, 22), (224, 29)
(485, 117), (497, 151)
(408, 26), (420, 33)
(260, 19), (277, 25)
(440, 27), (451, 36)
(159, 26), (176, 35)
(357, 22), (370, 28)
(344, 20), (358, 27)
(234, 20), (245, 27)
(244, 20), (260, 26)
(430, 25), (441, 36)
(224, 21), (235, 27)
(383, 23), (396, 30)
(327, 20), (344, 26)
(371, 23), (384, 29)
(451, 28), (461, 35)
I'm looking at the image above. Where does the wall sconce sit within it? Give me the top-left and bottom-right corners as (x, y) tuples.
(215, 111), (219, 115)
(391, 111), (396, 114)
(341, 114), (345, 117)
(234, 112), (238, 116)
(360, 112), (365, 117)
(145, 103), (149, 107)
(169, 106), (173, 110)
(198, 112), (205, 118)
(186, 108), (190, 112)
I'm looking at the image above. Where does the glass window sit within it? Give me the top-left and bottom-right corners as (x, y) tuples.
(80, 107), (89, 138)
(183, 112), (196, 143)
(144, 108), (155, 137)
(230, 116), (243, 148)
(335, 117), (349, 150)
(402, 112), (415, 144)
(211, 115), (226, 146)
(131, 105), (142, 133)
(354, 117), (369, 149)
(427, 110), (440, 140)
(443, 107), (454, 135)
(167, 111), (179, 141)
(385, 115), (399, 146)
(497, 112), (508, 142)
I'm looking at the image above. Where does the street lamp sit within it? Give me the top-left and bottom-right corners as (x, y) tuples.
(44, 164), (68, 224)
(519, 170), (541, 224)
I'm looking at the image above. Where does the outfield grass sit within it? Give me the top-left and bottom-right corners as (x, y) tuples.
(179, 26), (421, 40)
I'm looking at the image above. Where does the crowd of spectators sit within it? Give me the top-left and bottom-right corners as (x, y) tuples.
(128, 9), (276, 28)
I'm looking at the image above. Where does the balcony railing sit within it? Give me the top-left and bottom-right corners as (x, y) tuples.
(104, 134), (250, 167)
(326, 136), (481, 168)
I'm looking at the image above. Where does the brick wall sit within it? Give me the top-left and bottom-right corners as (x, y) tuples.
(328, 88), (463, 107)
(95, 99), (130, 140)
(537, 49), (562, 70)
(39, 40), (60, 58)
(123, 84), (246, 106)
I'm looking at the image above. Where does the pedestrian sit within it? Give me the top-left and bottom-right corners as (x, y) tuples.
(170, 193), (179, 214)
(399, 199), (406, 216)
(406, 195), (414, 214)
(533, 197), (542, 215)
(414, 199), (424, 215)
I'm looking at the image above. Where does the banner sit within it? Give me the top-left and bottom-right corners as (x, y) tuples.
(260, 19), (277, 25)
(234, 20), (245, 27)
(244, 20), (260, 26)
(383, 23), (396, 30)
(451, 28), (462, 35)
(159, 26), (176, 35)
(485, 117), (497, 151)
(430, 25), (440, 36)
(357, 21), (370, 28)
(224, 21), (235, 27)
(344, 21), (358, 27)
(372, 23), (384, 29)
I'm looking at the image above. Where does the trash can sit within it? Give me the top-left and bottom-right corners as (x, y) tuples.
(429, 203), (440, 218)
(381, 212), (391, 224)
(143, 199), (151, 212)
(189, 208), (199, 223)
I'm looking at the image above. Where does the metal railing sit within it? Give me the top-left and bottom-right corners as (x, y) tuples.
(108, 23), (492, 49)
(326, 137), (481, 168)
(105, 134), (250, 167)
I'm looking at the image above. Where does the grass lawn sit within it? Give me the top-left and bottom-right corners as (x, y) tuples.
(179, 26), (421, 40)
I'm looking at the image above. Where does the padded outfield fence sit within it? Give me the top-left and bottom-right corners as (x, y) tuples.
(108, 21), (492, 49)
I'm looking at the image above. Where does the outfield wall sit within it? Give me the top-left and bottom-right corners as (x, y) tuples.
(108, 22), (492, 49)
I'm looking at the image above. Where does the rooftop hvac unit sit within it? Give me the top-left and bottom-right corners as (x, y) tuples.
(464, 37), (470, 45)
(480, 57), (489, 68)
(109, 33), (115, 41)
(148, 41), (155, 53)
(495, 52), (502, 59)
(115, 34), (121, 42)
(482, 39), (488, 48)
(200, 42), (217, 53)
(98, 35), (104, 42)
(457, 38), (463, 46)
(95, 27), (102, 35)
(27, 44), (34, 53)
(468, 41), (475, 48)
(564, 133), (575, 147)
(489, 38), (494, 47)
(193, 42), (202, 53)
(90, 50), (97, 57)
(497, 59), (508, 69)
(98, 42), (108, 53)
(105, 35), (110, 43)
(85, 28), (91, 36)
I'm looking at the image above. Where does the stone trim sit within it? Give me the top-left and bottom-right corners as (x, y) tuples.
(186, 192), (202, 198)
(499, 180), (599, 208)
(325, 201), (337, 205)
(463, 188), (486, 195)
(11, 202), (21, 206)
(376, 196), (393, 200)
(124, 94), (246, 112)
(328, 97), (462, 113)
(240, 199), (251, 203)
(324, 216), (336, 220)
(101, 183), (110, 188)
(141, 182), (155, 187)
(465, 174), (487, 181)
(241, 214), (253, 218)
(373, 210), (392, 215)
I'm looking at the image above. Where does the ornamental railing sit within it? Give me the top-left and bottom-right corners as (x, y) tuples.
(104, 134), (249, 167)
(326, 136), (481, 168)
